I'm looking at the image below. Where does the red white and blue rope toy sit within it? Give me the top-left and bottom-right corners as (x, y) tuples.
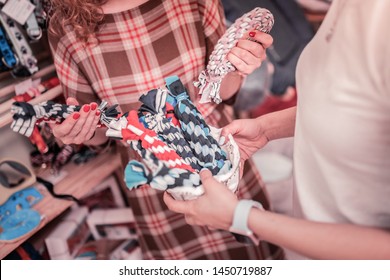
(194, 7), (274, 104)
(101, 76), (240, 200)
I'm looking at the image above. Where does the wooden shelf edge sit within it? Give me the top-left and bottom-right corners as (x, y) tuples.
(0, 85), (63, 129)
(0, 64), (56, 99)
(0, 151), (123, 259)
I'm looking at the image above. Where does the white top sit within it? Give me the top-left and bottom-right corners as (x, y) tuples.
(294, 0), (390, 227)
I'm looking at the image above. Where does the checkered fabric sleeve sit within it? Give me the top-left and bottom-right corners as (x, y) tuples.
(48, 33), (100, 105)
(195, 0), (226, 118)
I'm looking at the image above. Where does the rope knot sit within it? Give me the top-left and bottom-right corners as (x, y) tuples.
(176, 92), (188, 103)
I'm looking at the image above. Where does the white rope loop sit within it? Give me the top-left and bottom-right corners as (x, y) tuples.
(195, 7), (274, 104)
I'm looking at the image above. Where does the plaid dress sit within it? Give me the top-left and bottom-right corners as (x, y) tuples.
(49, 0), (283, 260)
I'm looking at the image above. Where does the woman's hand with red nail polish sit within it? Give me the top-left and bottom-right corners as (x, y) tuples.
(226, 30), (273, 76)
(52, 98), (102, 145)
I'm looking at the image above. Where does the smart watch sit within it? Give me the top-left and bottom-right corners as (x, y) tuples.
(229, 199), (264, 244)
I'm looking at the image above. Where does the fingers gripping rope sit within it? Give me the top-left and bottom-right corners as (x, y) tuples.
(11, 100), (120, 137)
(125, 160), (203, 199)
(11, 101), (80, 137)
(194, 7), (274, 104)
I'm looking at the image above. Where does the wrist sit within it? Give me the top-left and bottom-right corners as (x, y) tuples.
(229, 199), (264, 244)
(224, 200), (239, 230)
(257, 107), (297, 141)
(220, 72), (243, 100)
(257, 112), (276, 142)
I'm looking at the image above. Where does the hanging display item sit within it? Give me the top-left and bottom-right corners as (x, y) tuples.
(0, 24), (18, 70)
(0, 0), (49, 75)
(0, 13), (38, 76)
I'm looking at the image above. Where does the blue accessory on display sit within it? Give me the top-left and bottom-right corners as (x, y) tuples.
(0, 187), (43, 242)
(0, 25), (17, 69)
(0, 209), (41, 241)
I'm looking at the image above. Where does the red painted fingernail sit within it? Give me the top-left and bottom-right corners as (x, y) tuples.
(73, 113), (80, 120)
(96, 110), (101, 116)
(91, 103), (97, 110)
(249, 31), (256, 37)
(83, 105), (90, 112)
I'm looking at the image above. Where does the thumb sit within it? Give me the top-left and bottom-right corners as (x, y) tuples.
(221, 120), (242, 138)
(66, 97), (79, 106)
(199, 169), (217, 193)
(200, 169), (213, 182)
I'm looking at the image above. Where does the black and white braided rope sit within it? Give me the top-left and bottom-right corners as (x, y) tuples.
(11, 100), (120, 137)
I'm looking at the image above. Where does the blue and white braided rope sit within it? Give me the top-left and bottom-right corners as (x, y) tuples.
(166, 76), (230, 175)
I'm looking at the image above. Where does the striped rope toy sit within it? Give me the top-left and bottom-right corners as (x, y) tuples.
(104, 76), (240, 200)
(11, 100), (120, 137)
(139, 88), (202, 171)
(166, 76), (230, 175)
(194, 7), (274, 104)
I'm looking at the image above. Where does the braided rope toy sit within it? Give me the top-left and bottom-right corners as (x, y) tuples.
(138, 88), (202, 171)
(105, 109), (204, 200)
(124, 111), (204, 200)
(166, 76), (230, 175)
(194, 7), (274, 104)
(104, 76), (240, 200)
(11, 100), (120, 137)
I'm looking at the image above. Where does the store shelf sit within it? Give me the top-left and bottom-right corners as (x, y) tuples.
(0, 151), (123, 259)
(0, 84), (63, 129)
(0, 64), (56, 100)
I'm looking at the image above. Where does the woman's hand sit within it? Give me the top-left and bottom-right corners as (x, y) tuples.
(52, 97), (101, 145)
(163, 169), (238, 230)
(227, 30), (273, 76)
(222, 118), (269, 176)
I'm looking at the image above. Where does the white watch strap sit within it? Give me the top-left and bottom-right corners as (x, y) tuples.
(229, 199), (263, 244)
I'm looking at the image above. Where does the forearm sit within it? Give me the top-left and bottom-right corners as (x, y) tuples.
(258, 106), (296, 141)
(249, 209), (390, 259)
(219, 72), (243, 100)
